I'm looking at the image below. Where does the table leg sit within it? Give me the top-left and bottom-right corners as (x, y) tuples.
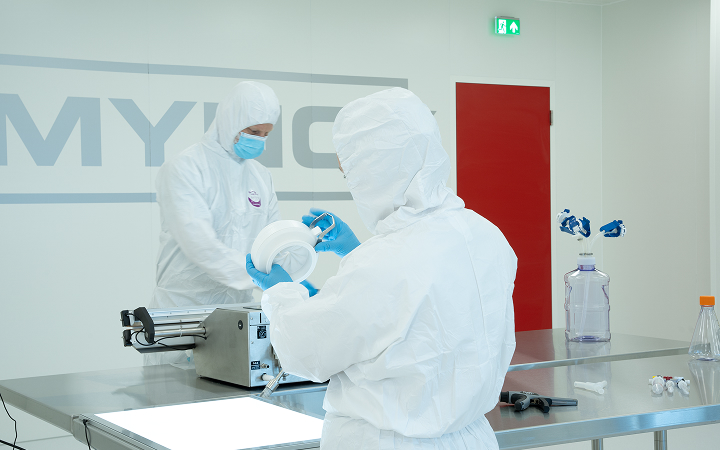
(591, 438), (603, 450)
(654, 430), (667, 450)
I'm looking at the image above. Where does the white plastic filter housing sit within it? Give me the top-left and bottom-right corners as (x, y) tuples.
(250, 220), (322, 283)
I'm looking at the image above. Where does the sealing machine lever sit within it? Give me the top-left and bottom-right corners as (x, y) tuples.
(499, 391), (578, 413)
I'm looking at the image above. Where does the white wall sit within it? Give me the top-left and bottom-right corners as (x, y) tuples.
(1, 0), (715, 449)
(602, 0), (711, 343)
(712, 0), (720, 309)
(598, 1), (719, 449)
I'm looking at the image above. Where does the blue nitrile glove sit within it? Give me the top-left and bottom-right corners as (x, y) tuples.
(300, 280), (318, 297)
(246, 254), (292, 290)
(301, 208), (361, 258)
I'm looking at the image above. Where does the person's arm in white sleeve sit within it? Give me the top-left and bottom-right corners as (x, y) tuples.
(266, 175), (281, 223)
(261, 256), (406, 382)
(157, 160), (255, 291)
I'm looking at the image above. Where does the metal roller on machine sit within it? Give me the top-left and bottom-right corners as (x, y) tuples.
(120, 303), (309, 388)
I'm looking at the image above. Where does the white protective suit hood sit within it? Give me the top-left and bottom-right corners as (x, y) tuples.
(332, 88), (462, 235)
(202, 81), (280, 156)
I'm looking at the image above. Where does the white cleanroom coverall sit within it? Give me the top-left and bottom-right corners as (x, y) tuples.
(262, 88), (517, 449)
(145, 81), (281, 366)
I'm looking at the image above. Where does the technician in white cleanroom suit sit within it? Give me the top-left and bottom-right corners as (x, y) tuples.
(145, 81), (282, 367)
(246, 88), (517, 449)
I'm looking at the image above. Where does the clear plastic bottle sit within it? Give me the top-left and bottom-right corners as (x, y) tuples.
(565, 253), (611, 342)
(688, 296), (720, 361)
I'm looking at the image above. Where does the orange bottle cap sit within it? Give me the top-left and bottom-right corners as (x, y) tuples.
(700, 296), (715, 306)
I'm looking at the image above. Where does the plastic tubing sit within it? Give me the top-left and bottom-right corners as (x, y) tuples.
(578, 270), (591, 338)
(259, 370), (285, 398)
(588, 232), (604, 252)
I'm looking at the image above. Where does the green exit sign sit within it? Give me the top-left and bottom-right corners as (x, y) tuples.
(495, 16), (520, 35)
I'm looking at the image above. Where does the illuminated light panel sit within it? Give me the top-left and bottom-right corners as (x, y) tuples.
(98, 397), (323, 450)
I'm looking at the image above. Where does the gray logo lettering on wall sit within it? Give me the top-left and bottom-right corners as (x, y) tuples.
(0, 94), (101, 166)
(0, 53), (408, 204)
(109, 99), (196, 167)
(292, 106), (343, 169)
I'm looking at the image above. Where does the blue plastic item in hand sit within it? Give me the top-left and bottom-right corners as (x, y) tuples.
(301, 208), (361, 258)
(245, 254), (292, 290)
(300, 280), (318, 297)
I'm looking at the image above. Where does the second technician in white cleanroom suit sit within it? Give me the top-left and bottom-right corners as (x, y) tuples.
(145, 81), (282, 367)
(246, 88), (517, 449)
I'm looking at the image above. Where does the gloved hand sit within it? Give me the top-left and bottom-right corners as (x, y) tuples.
(302, 208), (360, 258)
(246, 254), (292, 290)
(300, 280), (318, 297)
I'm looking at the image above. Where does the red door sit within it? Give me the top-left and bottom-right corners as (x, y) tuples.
(456, 83), (551, 332)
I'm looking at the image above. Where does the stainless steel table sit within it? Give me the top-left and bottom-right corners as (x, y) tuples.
(44, 355), (720, 450)
(509, 330), (688, 371)
(490, 355), (720, 449)
(0, 331), (693, 449)
(0, 365), (323, 435)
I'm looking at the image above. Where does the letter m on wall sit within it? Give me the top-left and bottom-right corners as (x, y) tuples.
(0, 94), (101, 166)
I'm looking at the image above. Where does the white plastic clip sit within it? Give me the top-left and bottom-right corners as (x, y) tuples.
(574, 380), (607, 394)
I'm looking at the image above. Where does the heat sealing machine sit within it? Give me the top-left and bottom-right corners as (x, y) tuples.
(120, 303), (307, 388)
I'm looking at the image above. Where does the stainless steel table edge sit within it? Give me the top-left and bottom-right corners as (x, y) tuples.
(494, 404), (720, 449)
(72, 413), (322, 450)
(273, 383), (327, 396)
(72, 416), (163, 450)
(508, 346), (689, 372)
(0, 377), (328, 435)
(0, 383), (71, 432)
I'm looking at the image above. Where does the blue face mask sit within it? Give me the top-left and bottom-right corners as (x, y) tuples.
(233, 132), (267, 159)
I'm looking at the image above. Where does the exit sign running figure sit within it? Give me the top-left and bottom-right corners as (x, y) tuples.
(495, 16), (520, 35)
